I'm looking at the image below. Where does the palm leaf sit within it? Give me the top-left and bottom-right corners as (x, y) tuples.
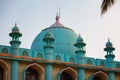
(101, 0), (115, 15)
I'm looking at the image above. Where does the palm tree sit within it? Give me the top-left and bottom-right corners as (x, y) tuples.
(101, 0), (116, 15)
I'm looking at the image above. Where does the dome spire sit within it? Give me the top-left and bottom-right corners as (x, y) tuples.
(55, 7), (61, 22)
(15, 22), (17, 27)
(108, 37), (110, 42)
(56, 12), (60, 22)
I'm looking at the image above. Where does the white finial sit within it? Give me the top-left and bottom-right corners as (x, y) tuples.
(55, 7), (61, 22)
(15, 22), (17, 27)
(58, 7), (60, 18)
(108, 37), (110, 42)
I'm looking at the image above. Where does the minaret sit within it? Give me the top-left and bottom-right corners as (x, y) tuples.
(9, 23), (22, 80)
(43, 29), (54, 80)
(74, 34), (86, 80)
(104, 38), (115, 80)
(104, 38), (115, 67)
(74, 34), (86, 64)
(9, 23), (22, 56)
(43, 29), (54, 60)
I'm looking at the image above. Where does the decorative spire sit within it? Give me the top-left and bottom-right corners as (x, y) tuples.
(79, 33), (81, 37)
(56, 13), (60, 22)
(55, 7), (61, 22)
(108, 37), (110, 42)
(15, 22), (17, 27)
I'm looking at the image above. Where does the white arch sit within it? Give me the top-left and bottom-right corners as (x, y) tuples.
(59, 67), (77, 80)
(93, 71), (108, 80)
(0, 59), (8, 80)
(24, 63), (44, 80)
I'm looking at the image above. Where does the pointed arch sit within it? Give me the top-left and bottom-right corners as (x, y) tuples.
(24, 63), (44, 80)
(59, 67), (77, 80)
(87, 59), (92, 65)
(92, 71), (108, 80)
(70, 57), (75, 62)
(0, 59), (8, 80)
(2, 48), (8, 53)
(56, 55), (61, 61)
(100, 60), (105, 66)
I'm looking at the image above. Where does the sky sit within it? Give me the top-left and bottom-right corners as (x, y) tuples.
(0, 0), (120, 61)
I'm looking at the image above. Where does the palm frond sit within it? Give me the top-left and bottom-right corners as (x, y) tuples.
(101, 0), (115, 15)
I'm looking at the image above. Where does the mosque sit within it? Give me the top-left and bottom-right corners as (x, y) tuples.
(0, 15), (120, 80)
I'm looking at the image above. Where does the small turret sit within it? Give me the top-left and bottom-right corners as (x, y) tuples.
(74, 34), (86, 64)
(9, 23), (22, 56)
(104, 38), (115, 58)
(74, 34), (86, 55)
(104, 38), (115, 68)
(43, 29), (54, 60)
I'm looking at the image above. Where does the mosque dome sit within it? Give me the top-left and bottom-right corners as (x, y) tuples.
(12, 23), (20, 32)
(106, 39), (113, 47)
(31, 15), (78, 55)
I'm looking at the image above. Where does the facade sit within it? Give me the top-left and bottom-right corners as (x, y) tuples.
(0, 15), (120, 80)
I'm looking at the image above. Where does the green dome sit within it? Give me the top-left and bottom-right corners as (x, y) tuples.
(43, 30), (54, 42)
(44, 31), (53, 38)
(76, 35), (83, 43)
(31, 17), (78, 55)
(106, 39), (113, 47)
(12, 23), (20, 32)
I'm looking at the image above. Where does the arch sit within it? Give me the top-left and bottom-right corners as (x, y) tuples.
(117, 63), (120, 68)
(24, 63), (44, 80)
(56, 55), (61, 61)
(59, 67), (77, 80)
(87, 59), (92, 65)
(70, 57), (74, 62)
(2, 48), (8, 53)
(100, 61), (105, 66)
(92, 71), (108, 80)
(23, 50), (28, 56)
(37, 53), (42, 58)
(0, 59), (8, 80)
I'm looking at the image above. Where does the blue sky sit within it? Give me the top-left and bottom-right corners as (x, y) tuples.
(0, 0), (120, 60)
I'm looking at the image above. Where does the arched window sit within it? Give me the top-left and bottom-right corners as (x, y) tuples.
(2, 48), (8, 53)
(23, 51), (28, 56)
(87, 59), (92, 65)
(25, 67), (39, 80)
(0, 66), (3, 80)
(70, 57), (74, 62)
(37, 53), (42, 58)
(100, 61), (105, 66)
(117, 63), (120, 68)
(56, 55), (61, 61)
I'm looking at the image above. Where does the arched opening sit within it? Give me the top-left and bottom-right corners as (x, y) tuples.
(25, 67), (39, 80)
(0, 59), (8, 80)
(70, 57), (74, 62)
(56, 55), (61, 61)
(2, 48), (8, 53)
(87, 59), (92, 65)
(23, 51), (28, 56)
(37, 53), (42, 58)
(92, 71), (108, 80)
(0, 66), (3, 80)
(59, 67), (77, 80)
(24, 63), (44, 80)
(100, 61), (105, 67)
(60, 72), (73, 80)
